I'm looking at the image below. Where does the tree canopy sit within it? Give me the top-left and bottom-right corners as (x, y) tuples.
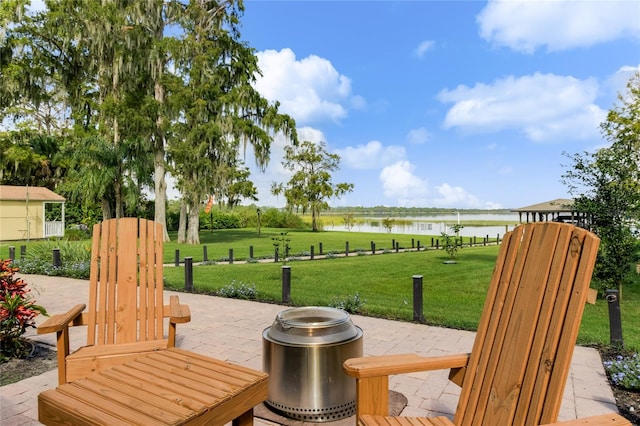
(562, 72), (640, 297)
(272, 140), (353, 232)
(0, 0), (297, 243)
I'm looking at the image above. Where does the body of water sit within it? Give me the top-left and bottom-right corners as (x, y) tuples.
(324, 213), (521, 238)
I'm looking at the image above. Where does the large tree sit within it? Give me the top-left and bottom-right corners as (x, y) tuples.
(562, 72), (640, 298)
(1, 0), (157, 219)
(272, 140), (354, 232)
(168, 0), (296, 244)
(2, 0), (294, 242)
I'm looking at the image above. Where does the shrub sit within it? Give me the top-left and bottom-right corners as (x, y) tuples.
(0, 260), (47, 361)
(259, 208), (308, 229)
(26, 240), (91, 264)
(12, 240), (91, 279)
(604, 353), (640, 390)
(325, 251), (339, 259)
(65, 224), (91, 241)
(200, 210), (242, 230)
(217, 280), (258, 300)
(329, 292), (365, 314)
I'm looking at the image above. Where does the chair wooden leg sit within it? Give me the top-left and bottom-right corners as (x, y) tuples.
(232, 409), (253, 426)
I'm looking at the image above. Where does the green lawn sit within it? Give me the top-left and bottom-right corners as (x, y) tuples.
(163, 228), (497, 263)
(0, 227), (497, 264)
(162, 241), (640, 351)
(3, 228), (638, 351)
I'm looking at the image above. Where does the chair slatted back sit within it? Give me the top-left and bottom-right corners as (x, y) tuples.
(455, 222), (599, 426)
(86, 218), (165, 346)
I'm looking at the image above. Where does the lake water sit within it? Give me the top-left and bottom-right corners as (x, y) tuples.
(323, 213), (521, 238)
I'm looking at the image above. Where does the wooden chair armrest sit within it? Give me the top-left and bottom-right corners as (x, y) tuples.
(167, 295), (190, 349)
(37, 304), (86, 335)
(167, 295), (191, 324)
(344, 353), (471, 417)
(542, 413), (631, 425)
(343, 353), (470, 378)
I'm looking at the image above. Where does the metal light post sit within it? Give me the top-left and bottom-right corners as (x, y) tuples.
(257, 208), (262, 236)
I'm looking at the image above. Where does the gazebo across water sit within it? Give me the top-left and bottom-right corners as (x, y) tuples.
(512, 198), (586, 224)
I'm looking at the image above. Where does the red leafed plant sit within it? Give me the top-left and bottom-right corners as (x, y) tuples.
(0, 260), (47, 361)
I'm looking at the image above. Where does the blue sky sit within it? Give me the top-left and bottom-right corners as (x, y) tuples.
(236, 0), (640, 210)
(19, 0), (640, 210)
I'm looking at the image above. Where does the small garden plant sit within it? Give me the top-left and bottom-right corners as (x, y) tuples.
(441, 224), (464, 260)
(603, 352), (640, 390)
(217, 280), (258, 300)
(329, 292), (365, 314)
(0, 260), (47, 361)
(272, 232), (291, 263)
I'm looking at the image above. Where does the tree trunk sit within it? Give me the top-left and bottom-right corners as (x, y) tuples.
(101, 198), (112, 220)
(177, 201), (187, 243)
(152, 7), (170, 241)
(186, 200), (200, 244)
(154, 145), (168, 240)
(311, 207), (319, 232)
(114, 179), (123, 218)
(153, 78), (169, 241)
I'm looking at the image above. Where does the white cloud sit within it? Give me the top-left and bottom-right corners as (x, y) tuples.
(406, 127), (431, 144)
(605, 64), (640, 99)
(438, 73), (606, 142)
(379, 161), (429, 204)
(297, 127), (325, 144)
(254, 48), (360, 125)
(378, 161), (501, 208)
(414, 40), (435, 58)
(477, 0), (640, 53)
(336, 141), (406, 170)
(432, 183), (483, 208)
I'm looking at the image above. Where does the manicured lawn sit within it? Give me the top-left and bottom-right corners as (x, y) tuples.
(162, 243), (640, 351)
(163, 227), (494, 262)
(3, 228), (638, 351)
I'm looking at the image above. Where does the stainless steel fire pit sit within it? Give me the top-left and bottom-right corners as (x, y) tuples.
(262, 306), (363, 422)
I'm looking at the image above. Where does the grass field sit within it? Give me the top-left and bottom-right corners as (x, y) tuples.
(161, 234), (640, 351)
(162, 228), (499, 263)
(3, 227), (638, 351)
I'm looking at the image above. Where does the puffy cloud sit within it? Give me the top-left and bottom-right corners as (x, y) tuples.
(432, 183), (483, 208)
(477, 0), (640, 53)
(379, 161), (429, 204)
(414, 40), (435, 58)
(297, 127), (325, 144)
(438, 73), (606, 142)
(605, 64), (640, 98)
(406, 127), (431, 144)
(336, 141), (406, 170)
(254, 48), (360, 125)
(378, 162), (501, 208)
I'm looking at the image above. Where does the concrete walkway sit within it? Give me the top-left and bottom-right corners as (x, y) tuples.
(1, 275), (620, 425)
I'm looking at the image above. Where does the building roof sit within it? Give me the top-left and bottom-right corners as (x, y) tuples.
(0, 185), (65, 202)
(512, 198), (574, 213)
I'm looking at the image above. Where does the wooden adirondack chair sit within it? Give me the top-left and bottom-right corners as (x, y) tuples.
(37, 218), (268, 425)
(37, 218), (190, 384)
(343, 222), (631, 426)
